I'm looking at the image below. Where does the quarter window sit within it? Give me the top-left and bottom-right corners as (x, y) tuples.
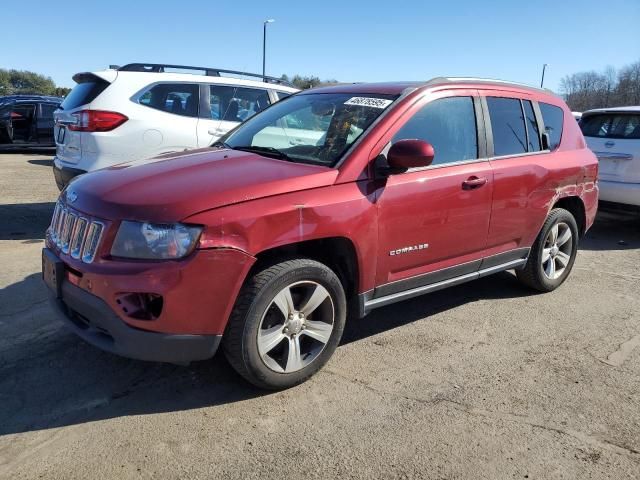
(209, 86), (270, 122)
(539, 103), (564, 150)
(486, 97), (527, 156)
(138, 83), (199, 117)
(392, 96), (478, 166)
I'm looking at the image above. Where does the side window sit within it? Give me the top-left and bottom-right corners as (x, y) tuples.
(210, 85), (271, 123)
(522, 100), (541, 151)
(392, 96), (478, 166)
(40, 103), (58, 120)
(275, 91), (292, 101)
(486, 97), (527, 156)
(138, 83), (199, 117)
(539, 103), (564, 150)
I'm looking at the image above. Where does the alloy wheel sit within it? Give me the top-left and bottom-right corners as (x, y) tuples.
(257, 281), (335, 373)
(541, 222), (573, 280)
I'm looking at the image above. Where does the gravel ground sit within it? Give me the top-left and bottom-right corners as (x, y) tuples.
(0, 152), (639, 479)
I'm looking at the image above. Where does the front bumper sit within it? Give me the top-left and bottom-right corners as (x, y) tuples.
(46, 260), (222, 364)
(52, 157), (86, 191)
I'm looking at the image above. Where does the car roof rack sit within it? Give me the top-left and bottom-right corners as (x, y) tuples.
(426, 77), (554, 94)
(117, 63), (293, 87)
(0, 94), (63, 103)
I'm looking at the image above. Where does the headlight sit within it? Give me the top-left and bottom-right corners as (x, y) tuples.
(111, 221), (202, 260)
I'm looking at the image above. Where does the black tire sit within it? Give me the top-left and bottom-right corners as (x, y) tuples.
(222, 258), (346, 390)
(517, 208), (579, 292)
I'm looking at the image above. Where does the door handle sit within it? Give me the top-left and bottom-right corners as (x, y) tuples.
(462, 176), (488, 190)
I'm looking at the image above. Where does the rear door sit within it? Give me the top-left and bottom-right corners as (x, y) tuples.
(581, 112), (640, 183)
(37, 103), (58, 145)
(10, 103), (36, 143)
(481, 93), (550, 254)
(197, 85), (271, 146)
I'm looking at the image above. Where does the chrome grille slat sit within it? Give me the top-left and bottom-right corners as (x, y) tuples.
(70, 217), (88, 259)
(82, 222), (104, 263)
(48, 201), (105, 264)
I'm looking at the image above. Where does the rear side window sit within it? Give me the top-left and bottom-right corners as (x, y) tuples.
(539, 103), (564, 150)
(209, 85), (271, 122)
(580, 114), (640, 140)
(522, 100), (541, 151)
(393, 96), (478, 166)
(139, 83), (199, 117)
(486, 97), (527, 156)
(61, 80), (109, 110)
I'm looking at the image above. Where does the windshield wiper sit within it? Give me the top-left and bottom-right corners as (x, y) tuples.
(231, 145), (293, 162)
(212, 140), (231, 149)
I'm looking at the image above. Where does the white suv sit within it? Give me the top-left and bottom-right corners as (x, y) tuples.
(52, 63), (298, 189)
(581, 106), (640, 210)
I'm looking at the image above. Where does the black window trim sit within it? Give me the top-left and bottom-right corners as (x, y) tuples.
(481, 95), (552, 160)
(396, 93), (488, 174)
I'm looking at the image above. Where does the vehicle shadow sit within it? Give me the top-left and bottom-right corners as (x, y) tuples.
(0, 202), (55, 240)
(27, 158), (54, 167)
(580, 209), (640, 251)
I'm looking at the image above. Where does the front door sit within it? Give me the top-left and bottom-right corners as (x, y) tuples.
(374, 92), (493, 296)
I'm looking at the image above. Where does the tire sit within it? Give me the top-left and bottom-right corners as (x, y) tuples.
(223, 258), (347, 390)
(517, 208), (579, 292)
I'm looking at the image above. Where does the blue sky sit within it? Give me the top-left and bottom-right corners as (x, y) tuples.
(3, 0), (639, 92)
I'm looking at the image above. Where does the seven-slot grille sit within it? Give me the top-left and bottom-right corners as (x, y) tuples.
(49, 201), (104, 263)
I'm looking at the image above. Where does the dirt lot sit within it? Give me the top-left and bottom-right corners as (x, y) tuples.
(0, 152), (639, 479)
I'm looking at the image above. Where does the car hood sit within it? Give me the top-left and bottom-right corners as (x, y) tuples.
(66, 148), (338, 222)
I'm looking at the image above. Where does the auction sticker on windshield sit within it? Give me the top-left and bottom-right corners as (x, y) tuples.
(344, 97), (393, 109)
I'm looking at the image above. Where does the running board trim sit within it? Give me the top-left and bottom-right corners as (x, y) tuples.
(361, 258), (527, 315)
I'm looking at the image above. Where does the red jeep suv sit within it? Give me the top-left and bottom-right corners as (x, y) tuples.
(43, 78), (598, 389)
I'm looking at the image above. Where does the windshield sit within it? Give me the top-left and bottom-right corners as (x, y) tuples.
(222, 93), (398, 167)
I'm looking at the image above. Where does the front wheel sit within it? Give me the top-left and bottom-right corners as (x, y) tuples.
(517, 208), (579, 292)
(223, 259), (346, 390)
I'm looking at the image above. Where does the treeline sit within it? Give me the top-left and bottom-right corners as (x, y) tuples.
(0, 69), (71, 97)
(560, 59), (640, 112)
(280, 74), (338, 90)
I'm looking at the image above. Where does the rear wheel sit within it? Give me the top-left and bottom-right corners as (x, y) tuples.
(517, 208), (579, 292)
(223, 258), (346, 390)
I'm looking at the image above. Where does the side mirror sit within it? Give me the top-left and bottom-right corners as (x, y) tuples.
(387, 139), (435, 171)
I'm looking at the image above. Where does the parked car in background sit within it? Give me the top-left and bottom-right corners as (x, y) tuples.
(581, 106), (640, 210)
(52, 63), (299, 190)
(0, 95), (62, 149)
(43, 78), (598, 389)
(572, 111), (582, 122)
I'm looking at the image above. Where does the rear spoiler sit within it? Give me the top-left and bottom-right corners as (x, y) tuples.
(72, 70), (117, 84)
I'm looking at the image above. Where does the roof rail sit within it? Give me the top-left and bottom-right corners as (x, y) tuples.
(427, 77), (555, 94)
(117, 63), (293, 87)
(0, 94), (63, 102)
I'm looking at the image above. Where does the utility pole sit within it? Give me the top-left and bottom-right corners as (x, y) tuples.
(262, 19), (275, 80)
(540, 63), (549, 88)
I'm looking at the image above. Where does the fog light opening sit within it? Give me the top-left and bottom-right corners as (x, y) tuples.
(115, 292), (164, 320)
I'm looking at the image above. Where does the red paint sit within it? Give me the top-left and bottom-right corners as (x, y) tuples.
(47, 80), (598, 336)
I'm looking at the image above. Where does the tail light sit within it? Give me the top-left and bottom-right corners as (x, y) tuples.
(68, 110), (128, 132)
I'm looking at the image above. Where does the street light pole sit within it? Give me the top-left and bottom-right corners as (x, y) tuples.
(262, 19), (275, 80)
(540, 63), (549, 88)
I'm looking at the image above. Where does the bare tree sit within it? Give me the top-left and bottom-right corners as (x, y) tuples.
(559, 59), (640, 111)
